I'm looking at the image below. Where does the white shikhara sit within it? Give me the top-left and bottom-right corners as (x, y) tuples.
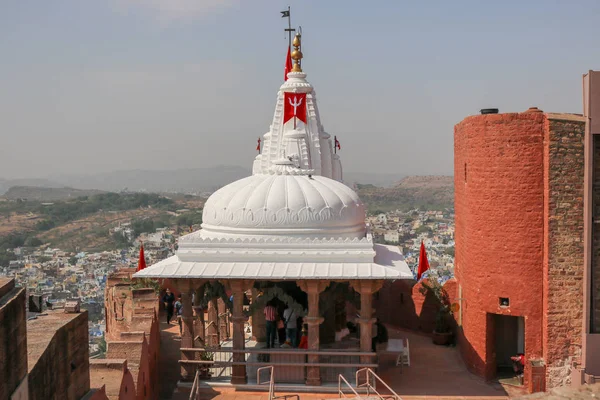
(135, 68), (412, 281)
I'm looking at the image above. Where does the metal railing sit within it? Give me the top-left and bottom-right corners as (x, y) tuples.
(189, 369), (200, 400)
(180, 347), (377, 383)
(257, 366), (299, 400)
(355, 368), (400, 400)
(338, 373), (362, 399)
(257, 366), (275, 399)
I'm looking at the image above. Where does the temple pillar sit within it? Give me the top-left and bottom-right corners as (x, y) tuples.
(229, 280), (252, 384)
(207, 296), (220, 347)
(173, 279), (196, 381)
(193, 286), (205, 345)
(351, 280), (384, 365)
(218, 298), (229, 340)
(299, 281), (328, 386)
(251, 288), (266, 342)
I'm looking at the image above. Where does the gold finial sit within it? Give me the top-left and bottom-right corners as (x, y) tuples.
(291, 33), (303, 72)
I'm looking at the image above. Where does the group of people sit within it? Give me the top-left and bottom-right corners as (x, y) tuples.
(263, 300), (308, 349)
(162, 288), (184, 335)
(161, 289), (388, 351)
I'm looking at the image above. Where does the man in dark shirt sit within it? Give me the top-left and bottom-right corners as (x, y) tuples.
(264, 301), (277, 348)
(175, 295), (183, 335)
(162, 288), (175, 324)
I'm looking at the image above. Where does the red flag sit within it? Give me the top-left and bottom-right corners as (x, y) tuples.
(417, 241), (430, 280)
(335, 136), (341, 150)
(256, 137), (261, 153)
(283, 92), (307, 124)
(284, 46), (292, 81)
(137, 244), (147, 272)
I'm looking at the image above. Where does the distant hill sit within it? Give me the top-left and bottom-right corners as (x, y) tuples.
(3, 186), (106, 201)
(0, 178), (64, 195)
(51, 165), (250, 194)
(343, 172), (406, 188)
(356, 175), (454, 212)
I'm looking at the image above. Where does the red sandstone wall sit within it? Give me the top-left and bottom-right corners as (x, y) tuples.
(28, 311), (91, 400)
(105, 270), (161, 399)
(455, 112), (546, 382)
(87, 385), (110, 400)
(89, 359), (136, 400)
(0, 279), (28, 400)
(375, 278), (458, 334)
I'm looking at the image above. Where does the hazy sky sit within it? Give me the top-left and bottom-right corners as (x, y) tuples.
(1, 0), (599, 179)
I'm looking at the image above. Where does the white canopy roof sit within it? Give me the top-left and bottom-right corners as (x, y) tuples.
(134, 244), (413, 281)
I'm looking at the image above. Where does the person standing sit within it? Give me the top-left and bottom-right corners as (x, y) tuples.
(283, 306), (298, 347)
(175, 295), (183, 335)
(264, 301), (277, 348)
(163, 288), (175, 324)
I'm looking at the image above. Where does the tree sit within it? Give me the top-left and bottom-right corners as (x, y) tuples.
(24, 236), (43, 247)
(98, 333), (107, 356)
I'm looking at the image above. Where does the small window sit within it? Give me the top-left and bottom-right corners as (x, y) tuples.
(464, 163), (467, 183)
(499, 297), (509, 307)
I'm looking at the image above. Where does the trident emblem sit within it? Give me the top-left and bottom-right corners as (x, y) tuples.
(288, 95), (303, 116)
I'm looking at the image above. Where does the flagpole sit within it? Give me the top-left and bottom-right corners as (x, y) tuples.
(287, 6), (291, 49)
(282, 6), (294, 50)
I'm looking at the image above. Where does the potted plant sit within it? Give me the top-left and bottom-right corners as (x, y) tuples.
(419, 278), (453, 345)
(198, 351), (214, 379)
(432, 305), (452, 345)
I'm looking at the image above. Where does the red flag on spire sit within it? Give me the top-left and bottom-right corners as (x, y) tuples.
(417, 240), (430, 280)
(256, 137), (261, 153)
(284, 46), (292, 81)
(137, 244), (147, 272)
(335, 136), (341, 151)
(283, 92), (307, 124)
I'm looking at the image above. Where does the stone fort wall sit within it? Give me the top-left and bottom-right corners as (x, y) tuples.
(454, 109), (585, 389)
(0, 278), (28, 400)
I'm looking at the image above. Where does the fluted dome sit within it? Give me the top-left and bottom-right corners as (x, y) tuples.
(201, 174), (366, 238)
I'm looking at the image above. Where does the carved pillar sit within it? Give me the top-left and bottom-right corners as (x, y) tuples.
(174, 279), (196, 381)
(299, 281), (328, 386)
(207, 296), (220, 347)
(352, 280), (383, 365)
(251, 288), (266, 342)
(230, 280), (252, 384)
(218, 298), (229, 340)
(193, 285), (205, 345)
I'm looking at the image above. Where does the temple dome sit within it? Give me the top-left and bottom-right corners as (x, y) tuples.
(201, 173), (366, 238)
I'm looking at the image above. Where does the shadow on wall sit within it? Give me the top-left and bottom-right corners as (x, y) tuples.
(376, 278), (489, 383)
(375, 278), (460, 336)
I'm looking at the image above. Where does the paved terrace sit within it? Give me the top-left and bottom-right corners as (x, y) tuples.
(161, 317), (526, 400)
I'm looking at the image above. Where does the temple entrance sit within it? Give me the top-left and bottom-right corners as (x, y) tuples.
(492, 314), (524, 385)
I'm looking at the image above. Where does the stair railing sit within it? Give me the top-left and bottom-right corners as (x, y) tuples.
(355, 367), (401, 400)
(338, 373), (362, 399)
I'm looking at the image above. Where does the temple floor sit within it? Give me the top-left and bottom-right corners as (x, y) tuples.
(160, 316), (526, 399)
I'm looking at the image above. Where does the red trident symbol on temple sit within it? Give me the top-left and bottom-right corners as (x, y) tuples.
(283, 92), (307, 127)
